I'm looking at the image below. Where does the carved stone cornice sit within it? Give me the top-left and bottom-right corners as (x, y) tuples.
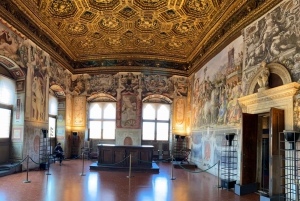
(238, 82), (300, 113)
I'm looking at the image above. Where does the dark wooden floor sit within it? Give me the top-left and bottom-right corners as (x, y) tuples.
(0, 159), (260, 201)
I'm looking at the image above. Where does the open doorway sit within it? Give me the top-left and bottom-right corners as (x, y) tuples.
(257, 113), (270, 195)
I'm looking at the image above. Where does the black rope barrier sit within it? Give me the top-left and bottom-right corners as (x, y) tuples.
(173, 158), (219, 174)
(0, 156), (29, 171)
(97, 155), (130, 166)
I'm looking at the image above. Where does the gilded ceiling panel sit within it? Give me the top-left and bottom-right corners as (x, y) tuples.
(0, 0), (281, 75)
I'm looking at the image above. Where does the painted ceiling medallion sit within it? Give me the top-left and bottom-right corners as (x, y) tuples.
(173, 22), (195, 35)
(66, 23), (88, 35)
(99, 17), (122, 31)
(49, 0), (76, 17)
(77, 39), (96, 49)
(166, 41), (185, 50)
(186, 0), (208, 11)
(106, 37), (123, 46)
(136, 17), (159, 31)
(119, 7), (137, 19)
(135, 38), (155, 47)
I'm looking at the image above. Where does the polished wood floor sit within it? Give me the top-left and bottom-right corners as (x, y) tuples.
(0, 159), (260, 201)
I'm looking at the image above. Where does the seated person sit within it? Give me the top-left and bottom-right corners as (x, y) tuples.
(54, 142), (64, 165)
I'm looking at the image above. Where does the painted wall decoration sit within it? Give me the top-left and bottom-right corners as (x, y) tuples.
(190, 132), (203, 161)
(88, 74), (117, 96)
(73, 96), (86, 126)
(170, 76), (188, 97)
(119, 72), (140, 93)
(141, 74), (173, 98)
(192, 36), (243, 129)
(31, 72), (46, 121)
(117, 93), (141, 128)
(243, 0), (300, 91)
(175, 98), (185, 125)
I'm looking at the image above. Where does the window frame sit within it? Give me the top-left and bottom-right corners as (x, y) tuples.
(142, 103), (170, 141)
(88, 102), (116, 140)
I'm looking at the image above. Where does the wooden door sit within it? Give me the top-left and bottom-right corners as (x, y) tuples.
(269, 108), (284, 196)
(240, 113), (258, 185)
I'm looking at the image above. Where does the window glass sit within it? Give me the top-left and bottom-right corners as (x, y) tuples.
(103, 103), (116, 119)
(157, 105), (170, 120)
(143, 104), (155, 120)
(0, 76), (16, 105)
(142, 122), (155, 140)
(0, 108), (11, 138)
(156, 123), (169, 141)
(89, 102), (116, 139)
(89, 121), (101, 139)
(103, 121), (116, 139)
(142, 103), (170, 141)
(89, 103), (101, 119)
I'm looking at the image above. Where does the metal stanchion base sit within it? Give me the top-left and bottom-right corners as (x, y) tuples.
(46, 172), (51, 175)
(126, 175), (134, 178)
(170, 177), (176, 180)
(214, 185), (221, 188)
(23, 180), (31, 183)
(80, 173), (86, 176)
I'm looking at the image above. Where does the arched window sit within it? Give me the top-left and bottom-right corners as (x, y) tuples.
(89, 102), (116, 139)
(142, 103), (170, 141)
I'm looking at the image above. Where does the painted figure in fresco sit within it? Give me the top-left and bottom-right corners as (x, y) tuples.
(258, 61), (270, 88)
(203, 87), (219, 124)
(245, 3), (300, 69)
(226, 81), (242, 124)
(122, 95), (137, 122)
(32, 76), (44, 121)
(217, 87), (227, 124)
(0, 30), (21, 59)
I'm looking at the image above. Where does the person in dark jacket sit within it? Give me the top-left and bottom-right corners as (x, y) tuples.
(54, 142), (64, 165)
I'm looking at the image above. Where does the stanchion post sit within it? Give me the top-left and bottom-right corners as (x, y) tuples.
(215, 160), (221, 188)
(170, 155), (176, 180)
(23, 155), (31, 183)
(127, 154), (133, 178)
(46, 152), (51, 175)
(80, 152), (86, 176)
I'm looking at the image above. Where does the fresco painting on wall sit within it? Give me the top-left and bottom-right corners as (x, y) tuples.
(175, 98), (185, 125)
(192, 36), (243, 129)
(89, 74), (117, 96)
(31, 73), (46, 122)
(190, 132), (203, 161)
(142, 74), (172, 98)
(119, 93), (141, 129)
(120, 73), (140, 93)
(73, 96), (85, 126)
(243, 0), (300, 88)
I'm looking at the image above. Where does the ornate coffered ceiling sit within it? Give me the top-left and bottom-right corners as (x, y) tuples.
(0, 0), (280, 76)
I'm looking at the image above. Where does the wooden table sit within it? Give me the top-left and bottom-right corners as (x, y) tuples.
(97, 144), (154, 168)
